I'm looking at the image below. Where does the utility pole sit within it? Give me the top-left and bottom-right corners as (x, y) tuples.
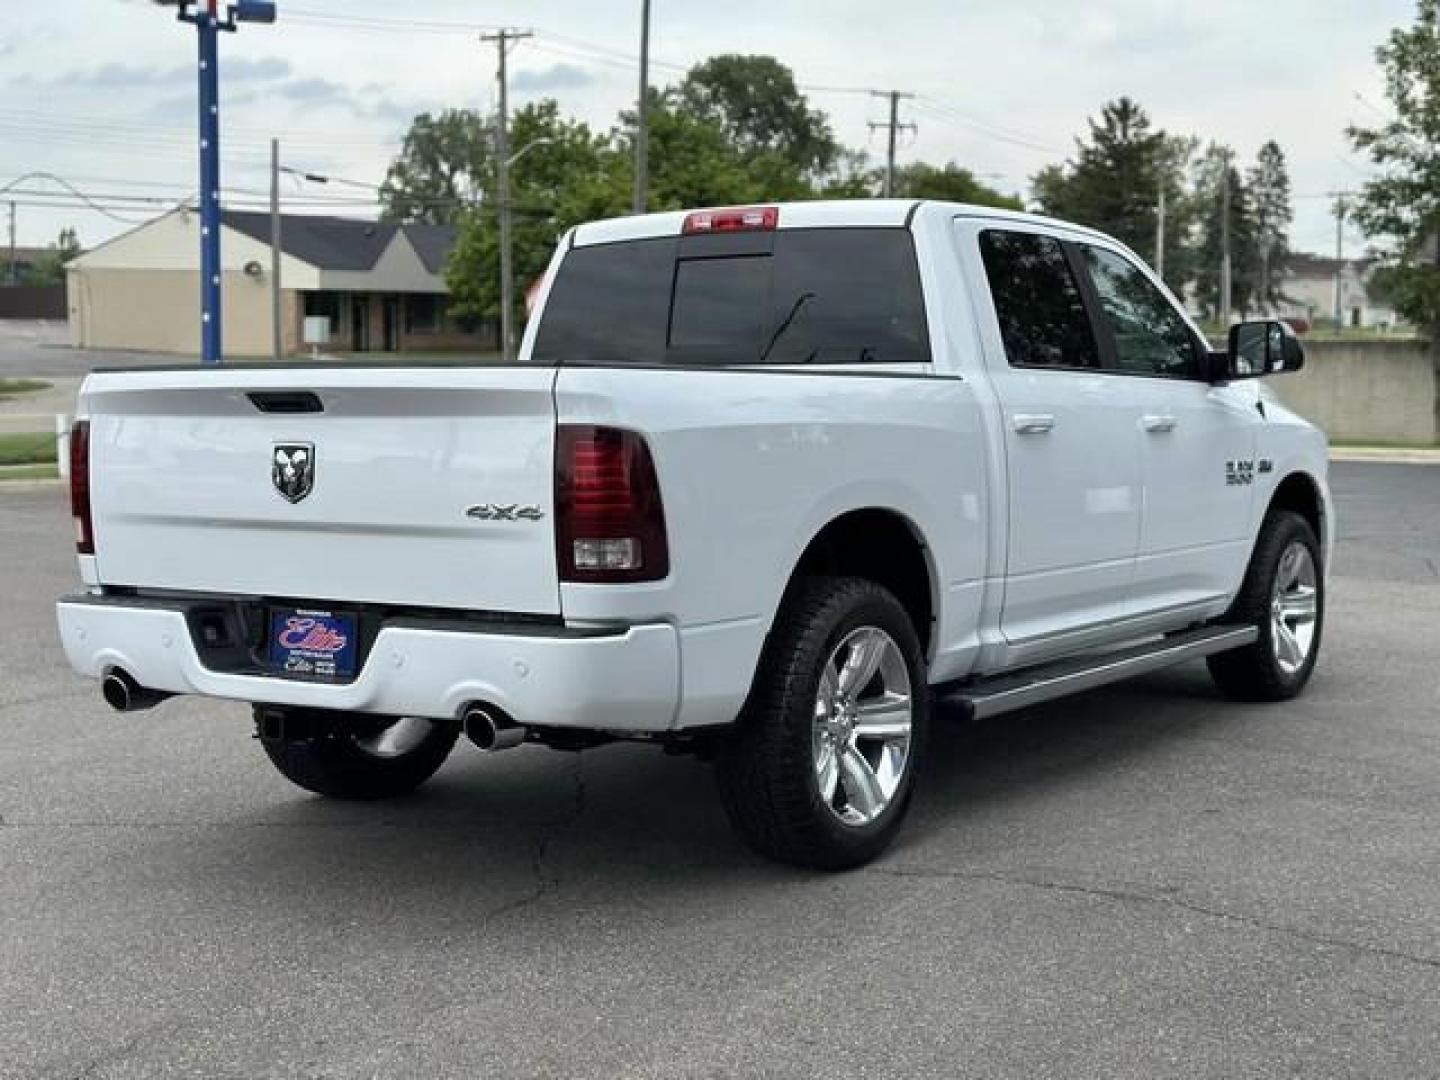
(633, 0), (650, 215)
(482, 28), (532, 363)
(1219, 149), (1233, 326)
(1155, 183), (1166, 281)
(7, 201), (15, 286)
(869, 91), (916, 198)
(270, 137), (282, 361)
(1333, 194), (1347, 327)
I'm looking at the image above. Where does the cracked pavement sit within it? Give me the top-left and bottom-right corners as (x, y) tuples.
(2, 462), (1439, 1078)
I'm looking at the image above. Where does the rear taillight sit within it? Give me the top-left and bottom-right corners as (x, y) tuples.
(555, 425), (669, 583)
(69, 419), (94, 555)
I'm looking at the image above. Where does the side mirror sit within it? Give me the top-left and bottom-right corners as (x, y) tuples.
(1221, 320), (1305, 380)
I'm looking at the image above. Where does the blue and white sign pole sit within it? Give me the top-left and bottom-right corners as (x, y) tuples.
(156, 0), (276, 365)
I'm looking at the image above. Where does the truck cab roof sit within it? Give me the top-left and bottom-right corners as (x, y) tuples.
(570, 198), (1114, 248)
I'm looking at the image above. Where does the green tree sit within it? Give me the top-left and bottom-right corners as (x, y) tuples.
(1030, 98), (1175, 265)
(890, 162), (1022, 209)
(622, 87), (782, 210)
(1248, 140), (1294, 313)
(380, 109), (493, 225)
(677, 54), (840, 181)
(815, 148), (876, 198)
(1347, 0), (1440, 334)
(1191, 145), (1262, 320)
(445, 101), (622, 326)
(21, 227), (81, 287)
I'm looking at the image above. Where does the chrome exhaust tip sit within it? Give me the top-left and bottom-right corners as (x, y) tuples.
(101, 669), (171, 713)
(462, 704), (526, 752)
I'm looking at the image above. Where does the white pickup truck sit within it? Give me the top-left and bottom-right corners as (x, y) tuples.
(57, 200), (1330, 869)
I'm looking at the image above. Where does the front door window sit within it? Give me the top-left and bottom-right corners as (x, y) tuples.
(1080, 246), (1199, 378)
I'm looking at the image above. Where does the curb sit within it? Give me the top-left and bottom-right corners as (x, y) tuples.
(0, 478), (63, 491)
(1331, 450), (1440, 466)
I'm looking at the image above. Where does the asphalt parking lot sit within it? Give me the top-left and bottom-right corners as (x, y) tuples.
(2, 462), (1438, 1079)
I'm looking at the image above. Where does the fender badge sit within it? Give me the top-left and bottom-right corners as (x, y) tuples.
(466, 503), (545, 522)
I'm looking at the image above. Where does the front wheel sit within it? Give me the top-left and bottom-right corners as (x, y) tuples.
(255, 706), (460, 800)
(1207, 510), (1325, 701)
(717, 577), (928, 871)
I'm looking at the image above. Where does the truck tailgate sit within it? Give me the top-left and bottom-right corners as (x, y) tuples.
(81, 367), (561, 614)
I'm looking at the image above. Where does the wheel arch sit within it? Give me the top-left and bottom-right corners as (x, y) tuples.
(1267, 470), (1327, 553)
(777, 507), (938, 657)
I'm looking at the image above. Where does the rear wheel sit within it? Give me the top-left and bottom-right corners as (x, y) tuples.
(255, 706), (460, 800)
(717, 577), (928, 870)
(1207, 510), (1324, 701)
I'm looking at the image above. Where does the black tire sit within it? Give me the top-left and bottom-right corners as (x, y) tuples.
(717, 576), (929, 871)
(255, 706), (460, 800)
(1207, 509), (1325, 702)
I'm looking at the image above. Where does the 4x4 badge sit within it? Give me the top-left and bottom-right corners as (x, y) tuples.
(466, 503), (544, 522)
(272, 443), (315, 503)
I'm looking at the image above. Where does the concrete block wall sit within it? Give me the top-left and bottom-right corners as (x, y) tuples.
(1270, 339), (1438, 446)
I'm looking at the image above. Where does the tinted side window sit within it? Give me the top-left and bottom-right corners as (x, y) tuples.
(979, 231), (1098, 369)
(762, 230), (931, 365)
(531, 228), (931, 367)
(1082, 246), (1198, 377)
(533, 237), (674, 366)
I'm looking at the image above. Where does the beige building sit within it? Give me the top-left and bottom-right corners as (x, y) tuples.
(67, 208), (492, 357)
(1274, 254), (1405, 332)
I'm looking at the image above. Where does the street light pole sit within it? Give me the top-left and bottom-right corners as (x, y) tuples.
(156, 0), (276, 365)
(197, 3), (221, 365)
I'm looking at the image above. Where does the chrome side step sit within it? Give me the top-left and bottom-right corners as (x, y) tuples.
(943, 625), (1257, 720)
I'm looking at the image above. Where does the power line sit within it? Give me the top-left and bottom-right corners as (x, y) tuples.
(284, 8), (517, 34)
(910, 97), (1065, 155)
(282, 8), (868, 99)
(0, 172), (153, 223)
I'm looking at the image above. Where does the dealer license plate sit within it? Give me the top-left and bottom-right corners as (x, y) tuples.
(268, 608), (358, 681)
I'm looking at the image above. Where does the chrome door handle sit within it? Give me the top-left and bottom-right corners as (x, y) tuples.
(1142, 414), (1178, 433)
(1012, 413), (1055, 435)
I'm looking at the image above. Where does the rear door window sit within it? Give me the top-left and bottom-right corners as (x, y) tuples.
(978, 230), (1099, 370)
(532, 228), (931, 367)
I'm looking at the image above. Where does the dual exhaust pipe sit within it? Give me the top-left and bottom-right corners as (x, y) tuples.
(101, 671), (526, 755)
(101, 668), (172, 713)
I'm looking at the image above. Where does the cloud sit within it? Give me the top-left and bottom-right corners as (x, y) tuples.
(221, 77), (434, 129)
(277, 77), (350, 106)
(511, 63), (595, 94)
(10, 57), (292, 90)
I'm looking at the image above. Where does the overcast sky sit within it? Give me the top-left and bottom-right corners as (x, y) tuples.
(0, 0), (1418, 259)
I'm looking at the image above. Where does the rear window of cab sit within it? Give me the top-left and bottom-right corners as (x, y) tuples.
(531, 227), (931, 367)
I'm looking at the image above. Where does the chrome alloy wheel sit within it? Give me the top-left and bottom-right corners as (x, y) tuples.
(351, 716), (437, 759)
(812, 626), (914, 827)
(1270, 541), (1319, 675)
